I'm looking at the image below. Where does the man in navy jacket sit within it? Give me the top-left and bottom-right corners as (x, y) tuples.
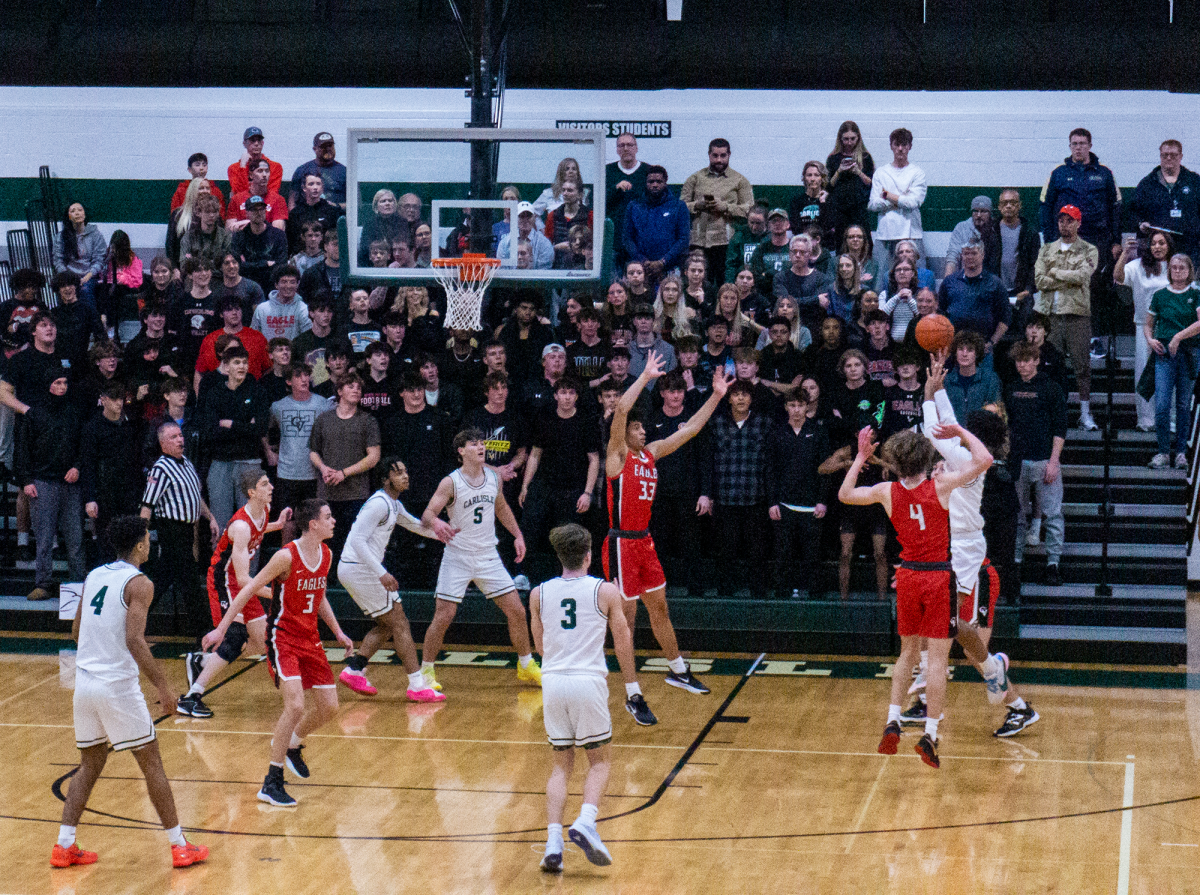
(621, 165), (690, 285)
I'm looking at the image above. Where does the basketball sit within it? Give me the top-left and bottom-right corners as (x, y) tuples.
(915, 314), (955, 353)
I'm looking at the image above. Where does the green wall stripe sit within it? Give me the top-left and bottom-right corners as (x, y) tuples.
(0, 178), (1051, 234)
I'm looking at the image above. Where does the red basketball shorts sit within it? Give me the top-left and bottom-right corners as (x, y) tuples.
(957, 559), (1000, 629)
(895, 567), (958, 639)
(603, 535), (666, 600)
(267, 634), (334, 690)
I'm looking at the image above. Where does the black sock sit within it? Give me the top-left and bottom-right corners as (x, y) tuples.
(267, 764), (284, 783)
(346, 654), (368, 672)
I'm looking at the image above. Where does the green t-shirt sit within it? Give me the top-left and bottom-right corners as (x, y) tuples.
(1149, 285), (1200, 347)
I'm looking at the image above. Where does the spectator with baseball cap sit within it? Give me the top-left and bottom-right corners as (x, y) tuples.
(944, 195), (999, 277)
(231, 195), (289, 292)
(496, 203), (554, 269)
(227, 126), (283, 197)
(290, 132), (347, 210)
(1034, 203), (1101, 430)
(748, 207), (793, 295)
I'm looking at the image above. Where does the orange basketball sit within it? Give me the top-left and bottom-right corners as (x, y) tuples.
(915, 314), (955, 353)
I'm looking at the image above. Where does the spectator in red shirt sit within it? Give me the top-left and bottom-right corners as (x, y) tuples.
(227, 159), (288, 233)
(169, 153), (227, 217)
(227, 126), (283, 197)
(193, 295), (270, 389)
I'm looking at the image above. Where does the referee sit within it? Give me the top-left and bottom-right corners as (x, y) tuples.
(140, 422), (219, 636)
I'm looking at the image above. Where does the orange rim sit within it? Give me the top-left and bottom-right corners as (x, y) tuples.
(431, 253), (502, 282)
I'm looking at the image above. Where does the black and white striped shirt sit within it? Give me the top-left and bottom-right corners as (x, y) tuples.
(141, 454), (203, 523)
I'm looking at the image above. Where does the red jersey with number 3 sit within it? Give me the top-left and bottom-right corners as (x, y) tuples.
(889, 478), (951, 563)
(607, 450), (657, 531)
(268, 540), (330, 644)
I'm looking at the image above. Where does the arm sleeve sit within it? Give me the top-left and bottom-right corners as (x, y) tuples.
(898, 169), (926, 210)
(1039, 172), (1058, 243)
(79, 423), (99, 503)
(621, 205), (644, 262)
(730, 176), (754, 220)
(867, 171), (888, 213)
(141, 460), (168, 509)
(346, 497), (389, 579)
(394, 498), (436, 539)
(922, 394), (971, 469)
(87, 232), (108, 277)
(1048, 382), (1068, 440)
(666, 204), (692, 269)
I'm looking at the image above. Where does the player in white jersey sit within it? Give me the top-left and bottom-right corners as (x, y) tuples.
(55, 516), (208, 869)
(420, 428), (542, 692)
(337, 457), (450, 702)
(531, 523), (639, 873)
(908, 350), (1038, 735)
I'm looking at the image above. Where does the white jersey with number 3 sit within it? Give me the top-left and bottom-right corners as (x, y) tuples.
(539, 576), (609, 677)
(445, 467), (500, 554)
(76, 561), (144, 684)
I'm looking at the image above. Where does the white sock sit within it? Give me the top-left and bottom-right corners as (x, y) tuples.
(1008, 696), (1027, 711)
(981, 655), (999, 679)
(925, 717), (940, 740)
(577, 803), (599, 826)
(667, 656), (688, 675)
(58, 824), (76, 848)
(625, 682), (642, 698)
(887, 704), (901, 724)
(518, 654), (532, 668)
(421, 661), (435, 672)
(408, 670), (426, 691)
(289, 733), (303, 749)
(17, 531), (28, 546)
(187, 684), (204, 697)
(546, 823), (563, 851)
(165, 825), (187, 847)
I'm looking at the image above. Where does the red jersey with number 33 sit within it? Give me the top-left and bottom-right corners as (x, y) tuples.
(268, 540), (331, 643)
(607, 450), (657, 532)
(889, 478), (951, 563)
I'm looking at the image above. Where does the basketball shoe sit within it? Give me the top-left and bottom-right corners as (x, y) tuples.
(50, 843), (97, 867)
(285, 746), (310, 779)
(665, 667), (709, 694)
(994, 703), (1040, 737)
(877, 721), (901, 754)
(915, 734), (940, 768)
(171, 840), (209, 868)
(568, 821), (612, 866)
(625, 693), (658, 726)
(338, 667), (378, 696)
(517, 658), (543, 686)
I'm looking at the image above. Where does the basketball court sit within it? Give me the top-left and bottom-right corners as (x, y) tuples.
(2, 637), (1199, 893)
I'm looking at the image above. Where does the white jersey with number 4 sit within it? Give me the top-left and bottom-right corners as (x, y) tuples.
(76, 561), (144, 684)
(446, 467), (500, 554)
(539, 575), (609, 677)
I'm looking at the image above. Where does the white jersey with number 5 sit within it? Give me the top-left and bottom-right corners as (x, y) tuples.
(539, 576), (608, 677)
(76, 561), (144, 684)
(445, 467), (500, 554)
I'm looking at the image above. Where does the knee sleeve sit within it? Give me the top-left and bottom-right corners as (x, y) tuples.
(216, 621), (249, 663)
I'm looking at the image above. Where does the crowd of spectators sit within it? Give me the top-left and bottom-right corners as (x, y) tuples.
(1, 122), (1197, 616)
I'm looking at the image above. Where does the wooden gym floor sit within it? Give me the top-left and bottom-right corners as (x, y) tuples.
(2, 640), (1200, 894)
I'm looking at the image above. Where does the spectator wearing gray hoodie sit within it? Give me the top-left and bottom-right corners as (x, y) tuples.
(251, 265), (312, 342)
(52, 202), (107, 310)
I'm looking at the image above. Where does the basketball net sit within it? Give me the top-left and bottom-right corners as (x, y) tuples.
(431, 253), (501, 332)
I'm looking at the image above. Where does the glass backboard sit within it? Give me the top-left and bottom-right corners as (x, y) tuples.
(344, 127), (608, 286)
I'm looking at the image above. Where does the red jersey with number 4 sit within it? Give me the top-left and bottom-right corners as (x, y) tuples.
(268, 540), (330, 643)
(210, 506), (268, 596)
(889, 478), (951, 563)
(607, 450), (657, 532)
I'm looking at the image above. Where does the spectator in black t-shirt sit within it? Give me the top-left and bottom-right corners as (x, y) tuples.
(879, 346), (925, 440)
(313, 341), (351, 399)
(732, 347), (781, 417)
(256, 338), (292, 407)
(673, 335), (711, 402)
(520, 342), (567, 423)
(378, 371), (454, 586)
(802, 315), (848, 400)
(419, 352), (464, 431)
(442, 328), (486, 410)
(566, 307), (610, 387)
(759, 315), (805, 399)
(861, 309), (896, 386)
(519, 376), (600, 581)
(298, 229), (344, 302)
(1, 312), (73, 415)
(286, 173), (341, 255)
(647, 370), (711, 597)
(231, 195), (288, 292)
(359, 341), (394, 418)
(497, 292), (555, 390)
(466, 370), (528, 571)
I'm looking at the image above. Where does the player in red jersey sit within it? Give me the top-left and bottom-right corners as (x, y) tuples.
(204, 499), (353, 807)
(839, 423), (992, 768)
(180, 470), (291, 718)
(604, 349), (730, 725)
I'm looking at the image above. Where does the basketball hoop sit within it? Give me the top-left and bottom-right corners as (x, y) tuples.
(431, 253), (502, 332)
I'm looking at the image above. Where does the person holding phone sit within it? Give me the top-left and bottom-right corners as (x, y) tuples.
(825, 121), (876, 252)
(681, 139), (755, 288)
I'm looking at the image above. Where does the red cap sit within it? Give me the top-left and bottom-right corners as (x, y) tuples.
(1058, 204), (1082, 221)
